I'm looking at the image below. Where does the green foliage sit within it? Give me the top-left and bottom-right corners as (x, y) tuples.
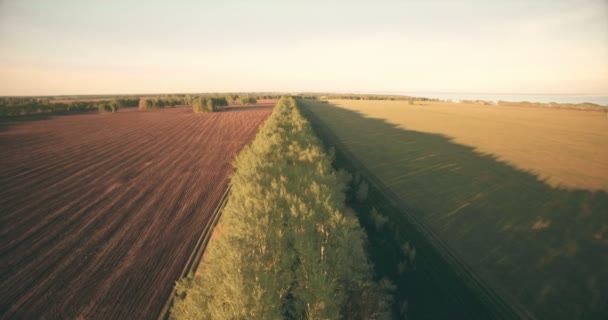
(225, 95), (236, 105)
(336, 168), (353, 190)
(238, 95), (257, 105)
(112, 98), (139, 108)
(97, 101), (117, 113)
(0, 97), (138, 116)
(398, 242), (416, 275)
(191, 96), (227, 113)
(191, 97), (205, 113)
(369, 207), (388, 231)
(205, 99), (215, 111)
(138, 98), (155, 110)
(97, 98), (136, 113)
(138, 96), (187, 110)
(171, 97), (392, 319)
(356, 180), (369, 203)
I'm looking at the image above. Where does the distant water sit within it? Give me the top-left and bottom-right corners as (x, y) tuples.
(393, 92), (608, 106)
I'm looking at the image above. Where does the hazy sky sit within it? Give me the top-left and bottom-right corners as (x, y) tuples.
(0, 0), (606, 95)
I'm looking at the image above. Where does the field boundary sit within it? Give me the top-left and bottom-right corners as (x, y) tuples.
(300, 100), (536, 320)
(157, 186), (231, 320)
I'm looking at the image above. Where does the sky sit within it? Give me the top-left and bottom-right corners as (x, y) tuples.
(0, 0), (606, 96)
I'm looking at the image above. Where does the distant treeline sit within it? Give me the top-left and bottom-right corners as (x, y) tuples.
(296, 94), (607, 109)
(170, 97), (392, 319)
(0, 97), (139, 116)
(43, 93), (281, 102)
(290, 93), (436, 101)
(496, 100), (606, 110)
(0, 93), (276, 117)
(449, 99), (607, 110)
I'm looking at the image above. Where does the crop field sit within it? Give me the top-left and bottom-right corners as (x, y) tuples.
(0, 104), (273, 318)
(322, 99), (608, 191)
(301, 99), (608, 319)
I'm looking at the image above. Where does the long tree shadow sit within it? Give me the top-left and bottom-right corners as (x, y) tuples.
(301, 100), (608, 320)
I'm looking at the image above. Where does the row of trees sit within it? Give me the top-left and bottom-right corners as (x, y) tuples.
(98, 98), (139, 113)
(170, 97), (392, 319)
(138, 96), (188, 110)
(0, 97), (139, 116)
(311, 94), (437, 102)
(214, 94), (257, 106)
(138, 94), (260, 112)
(235, 95), (257, 104)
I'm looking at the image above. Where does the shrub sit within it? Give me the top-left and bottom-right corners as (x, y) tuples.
(398, 242), (417, 274)
(192, 97), (212, 113)
(191, 96), (227, 113)
(138, 98), (155, 110)
(357, 180), (369, 203)
(191, 97), (205, 113)
(238, 95), (257, 105)
(370, 207), (388, 230)
(225, 95), (237, 105)
(97, 101), (118, 113)
(205, 99), (215, 111)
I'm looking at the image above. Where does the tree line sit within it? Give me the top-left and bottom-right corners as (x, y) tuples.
(138, 96), (187, 110)
(0, 93), (271, 117)
(137, 94), (259, 112)
(170, 97), (392, 319)
(294, 94), (437, 102)
(0, 97), (139, 116)
(97, 98), (139, 113)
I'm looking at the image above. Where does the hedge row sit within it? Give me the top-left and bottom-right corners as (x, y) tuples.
(170, 97), (392, 319)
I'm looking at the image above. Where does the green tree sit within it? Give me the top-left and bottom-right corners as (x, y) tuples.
(171, 97), (392, 319)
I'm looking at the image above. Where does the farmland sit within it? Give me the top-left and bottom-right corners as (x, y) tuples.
(300, 99), (608, 319)
(0, 104), (272, 318)
(322, 99), (608, 191)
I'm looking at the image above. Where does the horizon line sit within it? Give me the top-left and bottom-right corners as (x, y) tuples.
(2, 91), (608, 98)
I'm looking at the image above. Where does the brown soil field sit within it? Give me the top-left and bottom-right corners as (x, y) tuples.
(0, 104), (272, 319)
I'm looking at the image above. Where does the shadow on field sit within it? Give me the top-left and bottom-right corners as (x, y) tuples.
(301, 100), (608, 320)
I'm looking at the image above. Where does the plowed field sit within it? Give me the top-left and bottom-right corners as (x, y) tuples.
(0, 104), (273, 319)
